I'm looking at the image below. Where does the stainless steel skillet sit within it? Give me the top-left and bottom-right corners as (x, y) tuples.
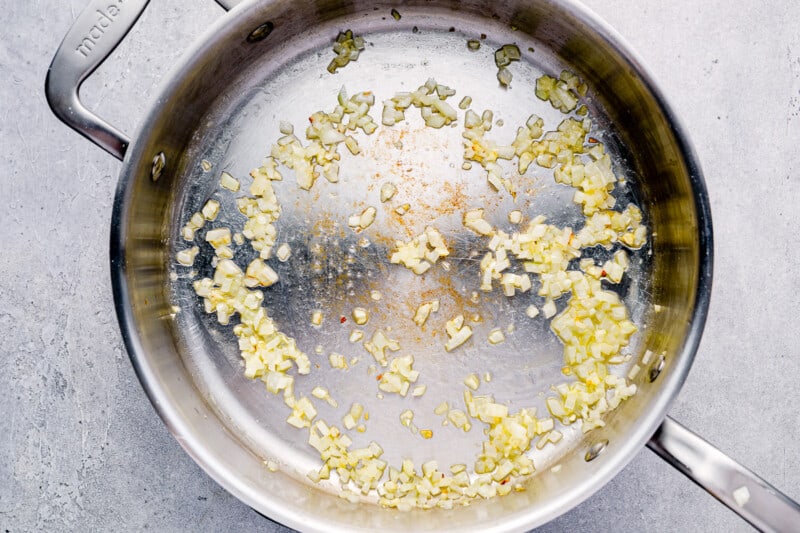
(46, 0), (800, 530)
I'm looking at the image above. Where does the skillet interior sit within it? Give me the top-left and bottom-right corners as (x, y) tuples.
(111, 1), (711, 531)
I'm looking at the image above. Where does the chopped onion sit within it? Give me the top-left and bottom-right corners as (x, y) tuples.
(352, 307), (369, 325)
(413, 300), (439, 327)
(363, 329), (400, 367)
(349, 206), (377, 231)
(463, 208), (495, 236)
(329, 353), (348, 369)
(488, 328), (506, 345)
(327, 30), (366, 74)
(176, 246), (199, 267)
(444, 315), (473, 352)
(220, 171), (240, 191)
(380, 182), (397, 202)
(245, 258), (279, 288)
(276, 243), (292, 262)
(390, 226), (449, 275)
(542, 299), (557, 318)
(201, 199), (220, 221)
(464, 373), (480, 391)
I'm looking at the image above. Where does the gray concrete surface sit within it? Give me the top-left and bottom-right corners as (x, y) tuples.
(1, 0), (799, 531)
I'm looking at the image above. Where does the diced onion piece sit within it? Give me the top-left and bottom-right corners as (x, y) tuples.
(276, 243), (292, 262)
(344, 136), (360, 155)
(400, 409), (414, 427)
(445, 315), (473, 352)
(434, 402), (449, 416)
(352, 307), (369, 325)
(447, 409), (471, 431)
(286, 396), (317, 428)
(220, 171), (240, 191)
(245, 258), (279, 288)
(318, 389), (337, 407)
(413, 300), (439, 327)
(390, 226), (449, 275)
(311, 309), (323, 326)
(349, 330), (364, 343)
(488, 328), (505, 345)
(497, 67), (512, 87)
(363, 329), (400, 366)
(542, 299), (557, 318)
(327, 29), (366, 74)
(380, 182), (398, 202)
(463, 208), (494, 236)
(349, 206), (377, 231)
(525, 305), (540, 318)
(508, 210), (522, 224)
(379, 355), (419, 397)
(535, 71), (583, 114)
(329, 353), (348, 369)
(279, 121), (293, 135)
(394, 203), (410, 216)
(464, 373), (480, 391)
(412, 385), (426, 397)
(176, 246), (200, 267)
(205, 227), (232, 249)
(201, 199), (220, 221)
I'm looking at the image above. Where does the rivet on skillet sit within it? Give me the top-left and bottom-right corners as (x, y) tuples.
(150, 152), (166, 182)
(649, 353), (666, 382)
(247, 21), (274, 43)
(585, 440), (608, 462)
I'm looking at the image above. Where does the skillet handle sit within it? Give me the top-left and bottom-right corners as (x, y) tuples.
(648, 416), (800, 532)
(45, 0), (239, 160)
(45, 0), (152, 160)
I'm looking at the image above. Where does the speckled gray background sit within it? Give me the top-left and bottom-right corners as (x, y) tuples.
(2, 0), (799, 531)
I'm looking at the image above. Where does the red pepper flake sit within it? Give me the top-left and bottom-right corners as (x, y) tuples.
(500, 478), (510, 485)
(376, 374), (383, 381)
(340, 316), (347, 324)
(588, 137), (599, 144)
(600, 270), (607, 277)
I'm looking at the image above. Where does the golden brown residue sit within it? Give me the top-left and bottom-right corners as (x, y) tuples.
(436, 181), (468, 216)
(310, 213), (340, 239)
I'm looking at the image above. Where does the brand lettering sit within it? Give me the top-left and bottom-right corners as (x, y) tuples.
(75, 0), (126, 58)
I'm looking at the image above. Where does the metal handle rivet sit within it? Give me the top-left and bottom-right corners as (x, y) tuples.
(247, 21), (274, 43)
(585, 440), (608, 462)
